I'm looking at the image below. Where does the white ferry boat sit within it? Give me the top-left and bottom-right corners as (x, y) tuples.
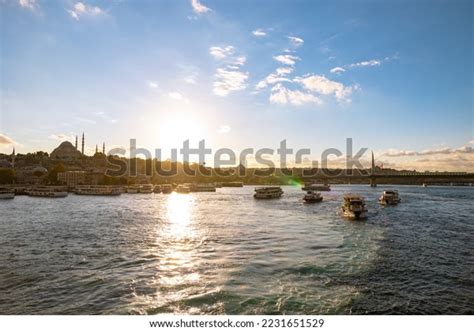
(379, 190), (401, 205)
(341, 194), (368, 220)
(0, 187), (15, 199)
(74, 185), (121, 196)
(302, 183), (331, 191)
(27, 186), (68, 198)
(189, 183), (216, 192)
(138, 184), (154, 193)
(254, 187), (283, 199)
(303, 191), (323, 203)
(176, 184), (191, 194)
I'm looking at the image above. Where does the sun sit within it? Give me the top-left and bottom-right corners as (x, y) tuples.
(156, 114), (207, 154)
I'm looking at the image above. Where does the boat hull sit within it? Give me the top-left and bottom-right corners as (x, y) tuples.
(0, 192), (15, 199)
(29, 191), (68, 198)
(342, 208), (367, 220)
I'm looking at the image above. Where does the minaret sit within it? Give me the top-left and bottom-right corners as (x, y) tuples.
(371, 151), (375, 174)
(11, 147), (15, 168)
(95, 144), (98, 154)
(102, 142), (105, 154)
(75, 136), (78, 149)
(81, 132), (85, 155)
(370, 150), (377, 187)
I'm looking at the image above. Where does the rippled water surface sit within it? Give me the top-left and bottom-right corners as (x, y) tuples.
(0, 185), (473, 314)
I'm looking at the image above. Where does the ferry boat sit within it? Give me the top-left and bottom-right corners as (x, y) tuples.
(74, 185), (121, 196)
(162, 184), (173, 194)
(302, 183), (331, 191)
(27, 186), (68, 198)
(222, 181), (244, 187)
(126, 185), (140, 193)
(153, 185), (162, 193)
(254, 186), (283, 199)
(176, 184), (191, 194)
(138, 184), (154, 193)
(189, 183), (216, 192)
(0, 187), (15, 199)
(303, 191), (323, 203)
(379, 190), (401, 205)
(341, 194), (368, 220)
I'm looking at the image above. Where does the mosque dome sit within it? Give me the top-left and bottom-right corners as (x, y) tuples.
(51, 140), (82, 161)
(32, 166), (48, 175)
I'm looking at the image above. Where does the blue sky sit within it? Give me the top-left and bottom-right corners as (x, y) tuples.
(0, 0), (473, 170)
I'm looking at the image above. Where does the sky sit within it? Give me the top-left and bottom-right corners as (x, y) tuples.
(0, 0), (473, 171)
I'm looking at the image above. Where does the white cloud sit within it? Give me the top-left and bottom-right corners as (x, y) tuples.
(288, 36), (304, 47)
(191, 0), (211, 14)
(256, 67), (293, 90)
(213, 68), (249, 96)
(218, 125), (231, 134)
(383, 146), (474, 157)
(184, 74), (197, 84)
(252, 29), (267, 37)
(0, 133), (16, 146)
(349, 59), (381, 67)
(270, 84), (322, 106)
(273, 54), (300, 66)
(469, 140), (474, 145)
(294, 74), (354, 102)
(48, 133), (74, 141)
(330, 67), (346, 74)
(234, 56), (246, 66)
(17, 0), (37, 10)
(167, 92), (188, 102)
(148, 81), (158, 89)
(209, 46), (235, 60)
(68, 2), (103, 20)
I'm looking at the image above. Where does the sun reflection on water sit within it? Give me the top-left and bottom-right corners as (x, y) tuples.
(152, 192), (203, 310)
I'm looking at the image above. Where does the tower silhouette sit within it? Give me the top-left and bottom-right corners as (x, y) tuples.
(102, 142), (105, 154)
(81, 133), (85, 155)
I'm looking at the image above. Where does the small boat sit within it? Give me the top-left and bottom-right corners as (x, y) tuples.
(379, 190), (401, 205)
(74, 185), (121, 196)
(254, 186), (283, 199)
(422, 183), (428, 188)
(138, 184), (154, 193)
(176, 184), (191, 194)
(27, 186), (68, 198)
(153, 185), (162, 193)
(0, 187), (15, 199)
(302, 183), (331, 191)
(303, 190), (323, 203)
(162, 184), (173, 194)
(341, 194), (367, 220)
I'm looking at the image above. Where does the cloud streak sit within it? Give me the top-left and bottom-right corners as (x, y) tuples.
(252, 29), (267, 37)
(0, 133), (16, 146)
(68, 2), (103, 20)
(273, 54), (300, 66)
(294, 74), (355, 102)
(270, 84), (322, 106)
(288, 36), (304, 47)
(191, 0), (211, 14)
(209, 46), (234, 60)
